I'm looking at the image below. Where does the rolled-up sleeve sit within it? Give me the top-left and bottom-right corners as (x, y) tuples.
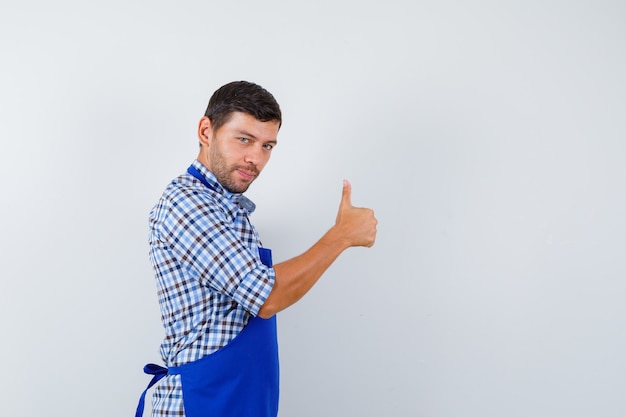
(231, 264), (275, 316)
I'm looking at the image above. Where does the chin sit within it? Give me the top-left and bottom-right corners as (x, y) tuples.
(225, 183), (251, 194)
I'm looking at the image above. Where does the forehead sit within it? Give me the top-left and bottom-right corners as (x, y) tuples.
(219, 112), (280, 140)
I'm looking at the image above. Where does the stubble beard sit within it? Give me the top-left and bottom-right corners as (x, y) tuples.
(208, 145), (259, 194)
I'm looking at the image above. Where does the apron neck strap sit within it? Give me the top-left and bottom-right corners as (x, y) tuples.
(187, 165), (216, 191)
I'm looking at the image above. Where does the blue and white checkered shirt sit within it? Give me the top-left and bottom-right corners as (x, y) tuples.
(148, 160), (275, 416)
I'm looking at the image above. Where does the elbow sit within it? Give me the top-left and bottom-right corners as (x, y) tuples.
(258, 291), (282, 318)
(257, 303), (277, 319)
(257, 281), (280, 319)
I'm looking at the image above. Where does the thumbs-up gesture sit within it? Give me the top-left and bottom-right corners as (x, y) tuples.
(335, 180), (377, 248)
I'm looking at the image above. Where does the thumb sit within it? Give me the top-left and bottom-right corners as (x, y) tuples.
(340, 179), (352, 208)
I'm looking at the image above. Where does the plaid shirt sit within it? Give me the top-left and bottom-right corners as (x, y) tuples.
(147, 160), (275, 416)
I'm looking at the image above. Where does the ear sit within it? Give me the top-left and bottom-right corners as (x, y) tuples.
(197, 116), (213, 147)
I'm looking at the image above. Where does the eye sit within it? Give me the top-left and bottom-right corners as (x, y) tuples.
(238, 137), (250, 143)
(262, 143), (274, 151)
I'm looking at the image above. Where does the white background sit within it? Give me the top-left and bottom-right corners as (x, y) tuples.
(1, 1), (625, 416)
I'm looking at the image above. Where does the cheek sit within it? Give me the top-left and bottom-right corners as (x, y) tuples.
(215, 144), (238, 162)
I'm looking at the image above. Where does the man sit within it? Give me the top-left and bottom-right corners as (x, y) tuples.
(136, 81), (377, 417)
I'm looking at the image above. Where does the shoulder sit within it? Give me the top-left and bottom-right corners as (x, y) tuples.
(154, 175), (232, 222)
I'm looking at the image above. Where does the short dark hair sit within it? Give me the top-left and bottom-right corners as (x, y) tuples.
(204, 81), (282, 132)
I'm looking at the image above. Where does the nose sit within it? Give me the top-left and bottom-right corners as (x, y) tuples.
(243, 145), (264, 166)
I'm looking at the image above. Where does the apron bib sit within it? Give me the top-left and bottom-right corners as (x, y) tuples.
(135, 164), (279, 417)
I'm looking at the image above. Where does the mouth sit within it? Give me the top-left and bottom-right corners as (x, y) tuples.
(236, 169), (257, 181)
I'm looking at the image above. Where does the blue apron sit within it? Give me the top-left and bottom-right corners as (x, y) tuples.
(135, 165), (279, 417)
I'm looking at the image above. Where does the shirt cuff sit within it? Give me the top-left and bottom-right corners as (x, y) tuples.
(231, 265), (275, 316)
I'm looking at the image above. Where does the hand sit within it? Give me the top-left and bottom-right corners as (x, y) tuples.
(335, 179), (378, 248)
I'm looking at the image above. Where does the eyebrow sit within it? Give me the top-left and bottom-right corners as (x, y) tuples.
(235, 129), (257, 139)
(235, 130), (278, 145)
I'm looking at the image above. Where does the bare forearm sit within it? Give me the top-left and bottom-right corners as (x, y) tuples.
(257, 180), (377, 318)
